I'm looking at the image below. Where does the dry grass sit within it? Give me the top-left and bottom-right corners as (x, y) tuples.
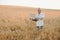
(0, 5), (60, 40)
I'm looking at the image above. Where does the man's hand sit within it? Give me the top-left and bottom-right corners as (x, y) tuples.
(32, 18), (38, 21)
(40, 18), (43, 20)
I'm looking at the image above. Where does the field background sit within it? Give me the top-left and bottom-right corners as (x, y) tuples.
(0, 5), (60, 40)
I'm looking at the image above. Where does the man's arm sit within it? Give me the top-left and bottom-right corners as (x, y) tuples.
(32, 18), (38, 21)
(40, 18), (44, 20)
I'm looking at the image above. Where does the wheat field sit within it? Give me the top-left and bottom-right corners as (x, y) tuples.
(0, 5), (60, 40)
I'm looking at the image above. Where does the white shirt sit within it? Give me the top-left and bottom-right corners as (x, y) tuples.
(36, 13), (44, 26)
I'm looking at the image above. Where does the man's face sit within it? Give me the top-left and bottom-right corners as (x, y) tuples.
(38, 8), (41, 14)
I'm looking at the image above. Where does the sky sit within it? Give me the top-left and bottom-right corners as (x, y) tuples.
(0, 0), (60, 10)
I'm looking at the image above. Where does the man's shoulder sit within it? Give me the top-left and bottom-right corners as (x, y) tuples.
(40, 13), (44, 15)
(41, 12), (44, 14)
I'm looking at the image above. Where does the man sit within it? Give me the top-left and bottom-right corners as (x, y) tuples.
(32, 8), (44, 30)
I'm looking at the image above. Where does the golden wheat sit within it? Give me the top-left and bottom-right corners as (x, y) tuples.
(0, 16), (60, 40)
(0, 5), (60, 40)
